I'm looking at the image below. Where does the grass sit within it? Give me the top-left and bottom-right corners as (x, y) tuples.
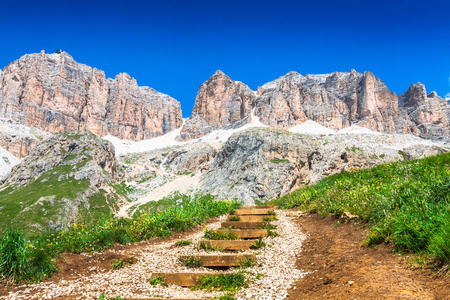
(194, 273), (247, 291)
(239, 256), (255, 268)
(178, 256), (203, 268)
(197, 241), (223, 252)
(0, 227), (57, 283)
(273, 152), (450, 266)
(0, 165), (92, 235)
(175, 240), (192, 247)
(262, 216), (277, 221)
(149, 274), (167, 286)
(270, 159), (289, 163)
(228, 216), (241, 221)
(99, 293), (125, 300)
(0, 193), (240, 283)
(250, 237), (266, 249)
(204, 230), (240, 240)
(111, 257), (135, 270)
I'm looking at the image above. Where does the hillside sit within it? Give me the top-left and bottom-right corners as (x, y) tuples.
(274, 152), (450, 263)
(0, 131), (124, 235)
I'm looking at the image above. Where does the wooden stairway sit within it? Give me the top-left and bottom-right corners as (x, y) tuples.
(148, 205), (277, 288)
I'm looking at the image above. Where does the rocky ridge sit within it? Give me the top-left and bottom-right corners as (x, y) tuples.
(0, 51), (183, 141)
(180, 70), (256, 140)
(182, 70), (450, 141)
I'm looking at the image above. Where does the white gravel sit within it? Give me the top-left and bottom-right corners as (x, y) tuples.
(1, 211), (307, 300)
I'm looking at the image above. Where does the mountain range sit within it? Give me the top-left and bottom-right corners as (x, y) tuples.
(0, 50), (448, 157)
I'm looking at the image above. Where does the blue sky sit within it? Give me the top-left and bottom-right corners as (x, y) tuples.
(1, 0), (449, 117)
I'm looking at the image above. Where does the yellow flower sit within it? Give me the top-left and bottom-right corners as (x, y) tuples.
(28, 244), (33, 248)
(73, 223), (77, 227)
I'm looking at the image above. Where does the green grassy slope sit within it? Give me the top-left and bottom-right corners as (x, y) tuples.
(273, 152), (450, 264)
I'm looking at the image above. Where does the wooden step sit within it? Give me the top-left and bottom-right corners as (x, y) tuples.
(216, 229), (268, 239)
(150, 272), (214, 287)
(202, 239), (257, 250)
(228, 215), (275, 222)
(240, 205), (275, 209)
(221, 221), (267, 229)
(179, 254), (256, 267)
(233, 208), (274, 215)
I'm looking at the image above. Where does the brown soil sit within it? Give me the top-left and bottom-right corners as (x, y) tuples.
(288, 213), (450, 300)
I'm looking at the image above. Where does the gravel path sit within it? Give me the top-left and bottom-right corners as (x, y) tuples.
(1, 210), (306, 300)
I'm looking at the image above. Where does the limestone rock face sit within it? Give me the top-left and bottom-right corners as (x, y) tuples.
(0, 51), (183, 141)
(399, 83), (450, 138)
(183, 70), (449, 141)
(254, 70), (402, 132)
(180, 71), (256, 140)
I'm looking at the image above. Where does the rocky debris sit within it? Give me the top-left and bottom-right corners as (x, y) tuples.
(120, 142), (217, 176)
(0, 51), (183, 141)
(0, 118), (51, 158)
(180, 70), (256, 140)
(199, 128), (449, 204)
(3, 130), (117, 187)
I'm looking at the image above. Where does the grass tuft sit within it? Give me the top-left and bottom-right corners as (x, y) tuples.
(194, 273), (247, 291)
(178, 256), (203, 268)
(204, 230), (240, 240)
(175, 240), (192, 247)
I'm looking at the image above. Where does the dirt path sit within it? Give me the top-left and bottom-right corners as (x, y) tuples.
(288, 213), (450, 300)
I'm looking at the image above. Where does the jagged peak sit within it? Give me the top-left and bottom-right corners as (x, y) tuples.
(213, 70), (226, 76)
(427, 91), (439, 98)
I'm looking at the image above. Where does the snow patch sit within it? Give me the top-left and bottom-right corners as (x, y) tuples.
(288, 120), (336, 135)
(337, 125), (382, 135)
(0, 146), (21, 179)
(105, 109), (268, 156)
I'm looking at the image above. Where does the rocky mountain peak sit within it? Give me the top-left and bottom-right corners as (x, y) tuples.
(0, 51), (183, 142)
(179, 71), (256, 140)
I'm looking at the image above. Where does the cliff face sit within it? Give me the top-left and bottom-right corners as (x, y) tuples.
(179, 70), (256, 140)
(181, 69), (449, 140)
(254, 70), (405, 132)
(0, 51), (183, 141)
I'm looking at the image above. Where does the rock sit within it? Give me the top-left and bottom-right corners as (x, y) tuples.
(181, 69), (450, 141)
(0, 118), (51, 158)
(3, 130), (117, 187)
(0, 51), (183, 141)
(179, 70), (256, 140)
(199, 128), (449, 204)
(254, 70), (400, 133)
(399, 83), (449, 138)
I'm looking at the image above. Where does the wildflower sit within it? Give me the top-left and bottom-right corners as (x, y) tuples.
(28, 244), (33, 248)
